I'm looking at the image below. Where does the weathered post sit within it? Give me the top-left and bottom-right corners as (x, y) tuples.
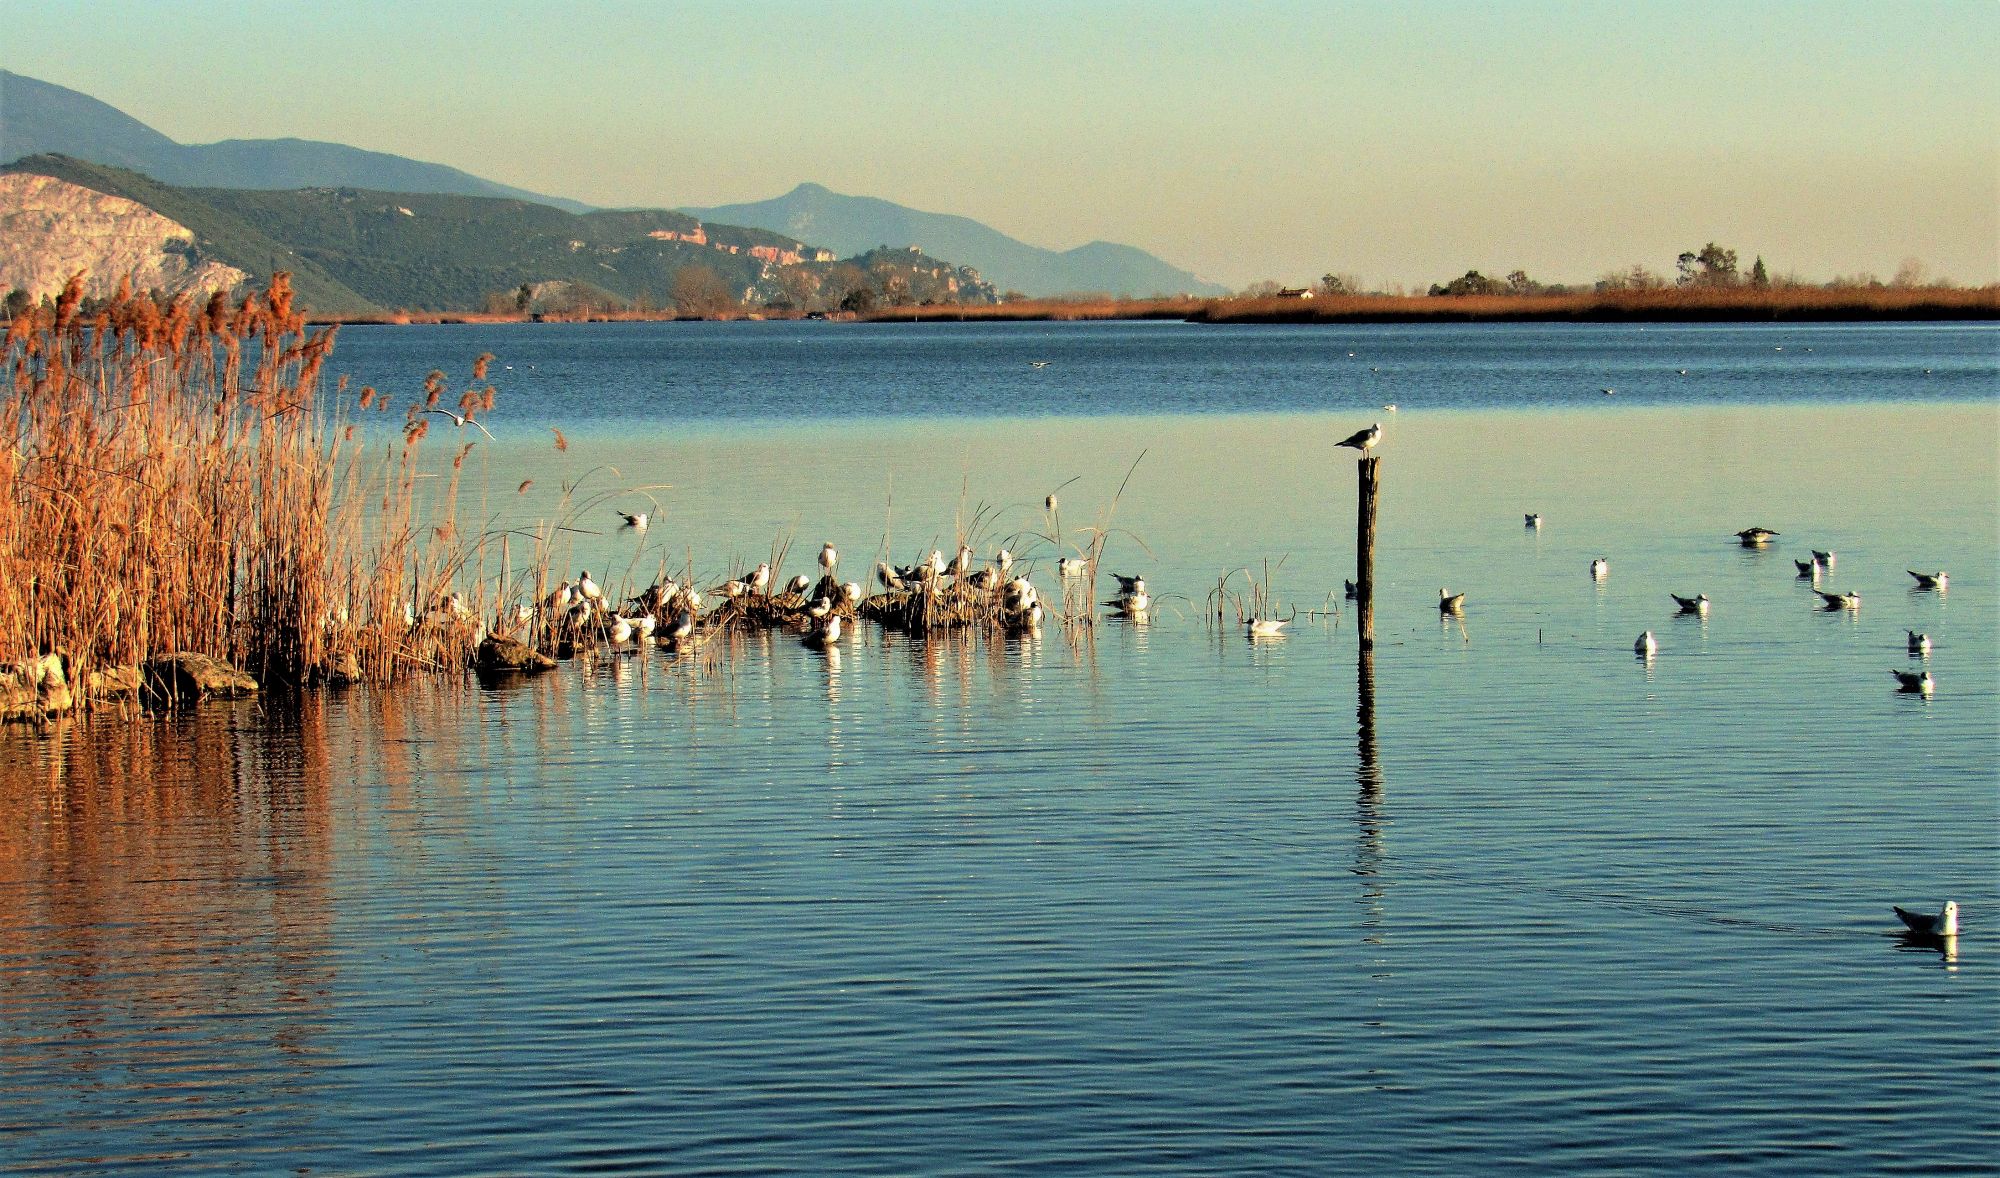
(1356, 456), (1380, 650)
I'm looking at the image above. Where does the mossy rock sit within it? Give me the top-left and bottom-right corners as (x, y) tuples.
(141, 652), (259, 707)
(476, 635), (556, 674)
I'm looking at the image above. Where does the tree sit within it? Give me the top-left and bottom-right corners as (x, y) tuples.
(1676, 242), (1739, 287)
(1750, 256), (1770, 289)
(1891, 257), (1927, 288)
(671, 265), (733, 317)
(1429, 270), (1505, 297)
(1239, 280), (1284, 298)
(514, 283), (533, 312)
(779, 266), (821, 311)
(839, 285), (876, 314)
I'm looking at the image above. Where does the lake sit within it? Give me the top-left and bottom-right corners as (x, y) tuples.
(2, 320), (1995, 1175)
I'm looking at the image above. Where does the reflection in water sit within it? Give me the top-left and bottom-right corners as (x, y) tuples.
(1353, 653), (1387, 943)
(0, 703), (337, 1165)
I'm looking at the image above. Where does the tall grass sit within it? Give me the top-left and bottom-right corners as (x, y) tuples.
(2, 273), (494, 702)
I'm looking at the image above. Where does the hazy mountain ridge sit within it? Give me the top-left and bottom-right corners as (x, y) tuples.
(684, 183), (1227, 299)
(1, 70), (591, 212)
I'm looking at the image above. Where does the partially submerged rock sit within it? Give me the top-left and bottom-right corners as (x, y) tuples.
(476, 635), (556, 674)
(1, 654), (72, 721)
(141, 652), (259, 708)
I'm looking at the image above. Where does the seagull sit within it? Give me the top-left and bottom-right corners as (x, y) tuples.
(1525, 513), (1542, 528)
(1438, 588), (1465, 615)
(950, 545), (974, 578)
(1030, 360), (1050, 369)
(1635, 631), (1657, 656)
(578, 570), (602, 601)
(1045, 493), (1058, 513)
(996, 549), (1014, 573)
(608, 615), (634, 644)
(1811, 549), (1835, 568)
(819, 542), (837, 575)
(1670, 592), (1710, 616)
(1908, 570), (1948, 590)
(1246, 617), (1289, 638)
(927, 549), (948, 578)
(1106, 589), (1151, 614)
(616, 510), (648, 530)
(1058, 557), (1088, 578)
(1794, 558), (1821, 579)
(748, 563), (771, 595)
(876, 561), (904, 590)
(806, 596), (834, 620)
(967, 568), (1001, 591)
(1736, 527), (1780, 547)
(1382, 403), (1398, 412)
(841, 581), (862, 604)
(1889, 668), (1934, 694)
(802, 614), (843, 649)
(546, 581), (575, 611)
(1817, 590), (1861, 610)
(1590, 557), (1609, 581)
(1343, 579), (1357, 601)
(717, 579), (749, 599)
(1336, 423), (1382, 455)
(783, 573), (811, 595)
(663, 611), (695, 643)
(1601, 387), (1615, 396)
(629, 613), (657, 638)
(1111, 574), (1146, 595)
(1908, 631), (1931, 655)
(1894, 901), (1957, 937)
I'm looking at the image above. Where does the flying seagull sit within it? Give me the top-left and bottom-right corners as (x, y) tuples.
(1336, 423), (1382, 455)
(1737, 527), (1780, 547)
(1908, 570), (1948, 590)
(1894, 901), (1957, 937)
(1889, 668), (1934, 694)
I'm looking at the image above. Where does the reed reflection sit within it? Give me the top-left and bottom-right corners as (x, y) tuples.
(0, 702), (337, 1157)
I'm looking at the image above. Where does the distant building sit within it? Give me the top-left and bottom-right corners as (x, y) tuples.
(1276, 287), (1314, 299)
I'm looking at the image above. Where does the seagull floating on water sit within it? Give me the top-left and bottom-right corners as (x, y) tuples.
(1106, 588), (1150, 614)
(1336, 423), (1382, 456)
(1670, 592), (1710, 616)
(1030, 360), (1050, 369)
(1908, 630), (1931, 655)
(1811, 549), (1835, 568)
(1908, 570), (1948, 590)
(616, 510), (649, 530)
(1889, 668), (1934, 694)
(802, 614), (843, 649)
(1343, 579), (1357, 601)
(1246, 617), (1290, 638)
(1894, 901), (1957, 937)
(1111, 574), (1146, 595)
(1382, 403), (1398, 412)
(1736, 527), (1780, 547)
(1634, 631), (1657, 656)
(1057, 556), (1089, 578)
(1438, 588), (1466, 615)
(1590, 557), (1609, 581)
(1817, 589), (1861, 610)
(1525, 512), (1542, 528)
(1794, 558), (1821, 579)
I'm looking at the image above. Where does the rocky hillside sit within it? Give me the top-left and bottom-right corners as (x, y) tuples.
(0, 156), (999, 317)
(0, 172), (248, 303)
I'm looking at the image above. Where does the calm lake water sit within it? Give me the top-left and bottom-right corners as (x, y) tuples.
(2, 321), (1995, 1175)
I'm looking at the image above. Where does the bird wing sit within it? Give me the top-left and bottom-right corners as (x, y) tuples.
(1893, 906), (1938, 934)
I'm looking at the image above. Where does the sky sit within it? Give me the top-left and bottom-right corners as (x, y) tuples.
(5, 0), (1996, 289)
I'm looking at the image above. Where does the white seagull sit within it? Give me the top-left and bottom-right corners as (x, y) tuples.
(578, 570), (602, 602)
(1908, 631), (1931, 656)
(1336, 423), (1383, 456)
(1635, 631), (1657, 656)
(1889, 668), (1934, 694)
(1794, 558), (1820, 579)
(1111, 574), (1146, 596)
(1894, 901), (1957, 937)
(1246, 617), (1289, 638)
(1670, 592), (1710, 616)
(748, 563), (771, 595)
(1438, 588), (1466, 615)
(616, 510), (649, 530)
(784, 573), (811, 595)
(819, 542), (838, 575)
(1590, 557), (1609, 581)
(1817, 590), (1861, 610)
(1908, 570), (1948, 590)
(1058, 556), (1089, 578)
(1525, 513), (1542, 528)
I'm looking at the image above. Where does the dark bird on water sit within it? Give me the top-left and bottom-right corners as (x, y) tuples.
(1670, 592), (1710, 615)
(1438, 588), (1466, 615)
(1908, 570), (1948, 590)
(1889, 668), (1934, 694)
(1736, 527), (1780, 547)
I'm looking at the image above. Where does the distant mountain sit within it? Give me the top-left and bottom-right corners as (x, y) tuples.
(0, 70), (591, 213)
(683, 183), (1227, 299)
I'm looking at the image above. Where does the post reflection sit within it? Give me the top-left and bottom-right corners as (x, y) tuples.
(1354, 652), (1387, 943)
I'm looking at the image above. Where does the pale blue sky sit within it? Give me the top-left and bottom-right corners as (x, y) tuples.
(6, 0), (1995, 287)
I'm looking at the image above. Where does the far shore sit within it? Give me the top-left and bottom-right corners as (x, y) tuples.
(308, 285), (2000, 328)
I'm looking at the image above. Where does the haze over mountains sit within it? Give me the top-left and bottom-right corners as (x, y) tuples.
(1, 69), (1222, 299)
(685, 184), (1227, 299)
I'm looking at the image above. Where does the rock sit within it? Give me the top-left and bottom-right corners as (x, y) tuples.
(1, 653), (78, 721)
(476, 635), (556, 674)
(86, 664), (140, 700)
(140, 652), (259, 707)
(326, 649), (363, 685)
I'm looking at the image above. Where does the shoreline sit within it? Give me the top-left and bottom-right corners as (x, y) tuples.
(307, 286), (2000, 328)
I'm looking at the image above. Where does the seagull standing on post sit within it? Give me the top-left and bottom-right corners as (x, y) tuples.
(1337, 423), (1383, 457)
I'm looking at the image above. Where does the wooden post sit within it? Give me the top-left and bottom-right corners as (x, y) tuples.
(1357, 456), (1380, 650)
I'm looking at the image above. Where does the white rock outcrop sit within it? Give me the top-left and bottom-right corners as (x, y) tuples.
(0, 172), (249, 301)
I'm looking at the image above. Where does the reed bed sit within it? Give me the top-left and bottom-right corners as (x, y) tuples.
(2, 273), (500, 711)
